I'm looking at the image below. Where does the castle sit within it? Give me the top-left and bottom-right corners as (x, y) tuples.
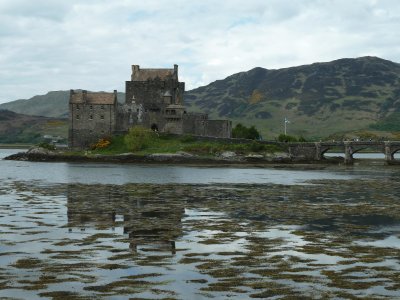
(69, 64), (232, 148)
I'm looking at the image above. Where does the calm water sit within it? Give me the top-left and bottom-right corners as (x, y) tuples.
(1, 149), (400, 299)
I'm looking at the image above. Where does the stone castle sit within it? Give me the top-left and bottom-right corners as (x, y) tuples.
(69, 64), (231, 148)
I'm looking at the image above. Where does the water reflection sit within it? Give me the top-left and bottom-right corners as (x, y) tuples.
(67, 184), (184, 254)
(1, 177), (400, 298)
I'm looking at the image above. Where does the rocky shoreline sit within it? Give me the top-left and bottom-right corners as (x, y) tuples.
(4, 147), (343, 165)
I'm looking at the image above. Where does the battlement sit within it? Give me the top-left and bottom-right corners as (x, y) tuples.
(131, 64), (178, 81)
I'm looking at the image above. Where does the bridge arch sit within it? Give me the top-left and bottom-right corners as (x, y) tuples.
(386, 143), (400, 162)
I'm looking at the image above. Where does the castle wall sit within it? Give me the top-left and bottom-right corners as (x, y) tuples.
(69, 97), (117, 148)
(182, 113), (208, 135)
(69, 65), (232, 149)
(202, 120), (232, 138)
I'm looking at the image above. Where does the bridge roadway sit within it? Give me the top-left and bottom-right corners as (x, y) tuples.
(286, 141), (400, 164)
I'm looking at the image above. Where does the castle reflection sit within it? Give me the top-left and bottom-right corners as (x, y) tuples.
(66, 184), (184, 254)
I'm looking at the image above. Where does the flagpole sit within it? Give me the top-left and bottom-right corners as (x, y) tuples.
(284, 118), (287, 135)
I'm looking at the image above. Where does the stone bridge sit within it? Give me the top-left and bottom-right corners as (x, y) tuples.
(287, 141), (400, 164)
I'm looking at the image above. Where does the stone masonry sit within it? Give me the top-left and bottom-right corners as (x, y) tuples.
(69, 64), (232, 148)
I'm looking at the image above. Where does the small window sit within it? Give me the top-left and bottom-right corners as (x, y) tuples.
(89, 115), (93, 120)
(90, 105), (93, 110)
(76, 105), (80, 110)
(100, 115), (104, 119)
(76, 115), (80, 120)
(100, 105), (104, 109)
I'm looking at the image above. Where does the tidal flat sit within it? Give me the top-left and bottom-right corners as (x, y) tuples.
(0, 177), (400, 299)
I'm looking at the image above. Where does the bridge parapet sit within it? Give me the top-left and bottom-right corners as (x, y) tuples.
(287, 141), (400, 164)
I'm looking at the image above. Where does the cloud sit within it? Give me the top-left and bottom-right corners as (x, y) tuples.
(0, 0), (400, 102)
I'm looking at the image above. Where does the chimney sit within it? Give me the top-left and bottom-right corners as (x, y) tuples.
(131, 65), (140, 80)
(113, 90), (117, 103)
(174, 64), (178, 77)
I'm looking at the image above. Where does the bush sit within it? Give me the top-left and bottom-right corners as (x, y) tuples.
(124, 126), (158, 151)
(277, 134), (298, 143)
(37, 142), (56, 150)
(90, 137), (111, 150)
(232, 123), (261, 140)
(249, 141), (266, 152)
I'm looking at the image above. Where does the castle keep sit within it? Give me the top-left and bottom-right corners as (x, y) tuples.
(69, 65), (231, 148)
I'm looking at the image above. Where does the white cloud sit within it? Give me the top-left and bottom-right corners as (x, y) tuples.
(0, 0), (400, 103)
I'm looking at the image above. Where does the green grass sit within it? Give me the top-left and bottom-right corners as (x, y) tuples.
(91, 134), (284, 156)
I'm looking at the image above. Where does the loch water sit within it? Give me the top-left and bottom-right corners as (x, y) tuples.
(1, 149), (400, 299)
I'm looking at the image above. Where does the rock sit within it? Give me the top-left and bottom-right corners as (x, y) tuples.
(245, 154), (264, 159)
(176, 151), (195, 157)
(219, 151), (237, 159)
(27, 146), (56, 155)
(148, 153), (188, 161)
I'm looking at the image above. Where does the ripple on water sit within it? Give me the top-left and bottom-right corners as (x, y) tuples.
(0, 175), (400, 298)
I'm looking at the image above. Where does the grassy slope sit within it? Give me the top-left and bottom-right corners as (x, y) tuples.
(0, 110), (67, 143)
(91, 134), (283, 156)
(185, 56), (400, 139)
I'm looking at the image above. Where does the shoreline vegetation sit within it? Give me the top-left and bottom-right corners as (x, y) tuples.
(3, 129), (345, 165)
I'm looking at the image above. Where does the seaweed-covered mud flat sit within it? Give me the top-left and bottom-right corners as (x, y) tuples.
(1, 178), (400, 299)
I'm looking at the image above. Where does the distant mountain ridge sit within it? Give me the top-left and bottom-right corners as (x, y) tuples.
(0, 109), (67, 143)
(0, 91), (125, 118)
(184, 56), (400, 137)
(1, 56), (400, 138)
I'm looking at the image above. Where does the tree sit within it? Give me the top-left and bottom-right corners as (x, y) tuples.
(232, 123), (261, 140)
(124, 126), (157, 151)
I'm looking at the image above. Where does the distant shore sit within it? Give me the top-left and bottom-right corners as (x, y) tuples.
(0, 144), (32, 149)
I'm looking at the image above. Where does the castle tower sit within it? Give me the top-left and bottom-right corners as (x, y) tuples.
(125, 65), (186, 134)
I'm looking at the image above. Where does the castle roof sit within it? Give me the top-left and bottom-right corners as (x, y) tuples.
(131, 65), (178, 81)
(132, 69), (174, 81)
(70, 91), (116, 105)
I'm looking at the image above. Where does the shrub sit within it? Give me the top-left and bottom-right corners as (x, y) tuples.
(90, 137), (111, 150)
(277, 134), (298, 143)
(37, 142), (56, 150)
(232, 123), (261, 140)
(124, 126), (158, 151)
(249, 141), (266, 152)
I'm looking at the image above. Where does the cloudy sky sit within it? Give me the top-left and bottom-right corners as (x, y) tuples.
(0, 0), (399, 103)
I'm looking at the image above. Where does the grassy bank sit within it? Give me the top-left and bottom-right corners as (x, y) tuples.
(90, 133), (285, 157)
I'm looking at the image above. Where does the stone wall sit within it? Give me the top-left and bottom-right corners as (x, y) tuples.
(69, 103), (116, 148)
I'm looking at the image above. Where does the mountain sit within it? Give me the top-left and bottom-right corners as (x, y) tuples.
(0, 91), (70, 118)
(185, 56), (400, 138)
(1, 56), (400, 139)
(0, 109), (67, 143)
(0, 91), (125, 118)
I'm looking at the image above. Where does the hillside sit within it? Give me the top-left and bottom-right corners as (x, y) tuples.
(0, 91), (125, 118)
(1, 56), (400, 139)
(0, 110), (67, 144)
(185, 56), (400, 138)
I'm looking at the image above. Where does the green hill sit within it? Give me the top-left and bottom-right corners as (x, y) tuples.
(0, 91), (70, 118)
(1, 56), (400, 139)
(0, 91), (125, 118)
(0, 109), (67, 144)
(185, 56), (400, 138)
